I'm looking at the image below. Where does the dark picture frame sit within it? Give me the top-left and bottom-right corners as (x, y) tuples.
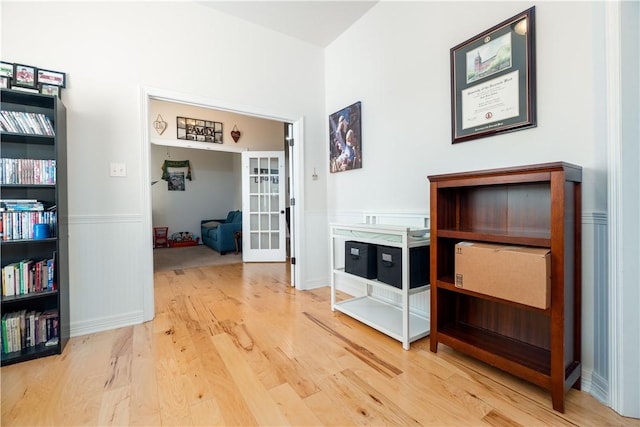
(177, 116), (223, 143)
(329, 101), (362, 173)
(451, 7), (536, 144)
(40, 84), (60, 98)
(13, 64), (37, 88)
(0, 61), (13, 78)
(37, 68), (66, 88)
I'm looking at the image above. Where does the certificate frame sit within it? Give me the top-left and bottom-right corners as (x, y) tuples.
(451, 7), (536, 144)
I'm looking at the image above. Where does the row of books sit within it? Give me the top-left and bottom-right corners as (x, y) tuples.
(1, 158), (56, 185)
(1, 257), (55, 297)
(0, 110), (55, 136)
(1, 199), (45, 211)
(1, 309), (59, 354)
(1, 211), (56, 241)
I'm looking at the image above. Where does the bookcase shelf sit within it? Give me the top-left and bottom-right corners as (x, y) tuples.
(1, 89), (69, 366)
(428, 162), (582, 413)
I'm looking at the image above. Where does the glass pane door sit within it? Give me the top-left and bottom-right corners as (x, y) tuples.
(242, 151), (286, 262)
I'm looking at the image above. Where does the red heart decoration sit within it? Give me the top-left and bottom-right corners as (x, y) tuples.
(231, 129), (241, 142)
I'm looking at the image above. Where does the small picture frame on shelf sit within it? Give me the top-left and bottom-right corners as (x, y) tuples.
(37, 68), (66, 87)
(40, 83), (60, 98)
(0, 61), (13, 77)
(0, 76), (10, 89)
(13, 63), (37, 88)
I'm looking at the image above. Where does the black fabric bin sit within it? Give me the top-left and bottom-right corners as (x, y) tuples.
(345, 241), (377, 279)
(376, 244), (430, 289)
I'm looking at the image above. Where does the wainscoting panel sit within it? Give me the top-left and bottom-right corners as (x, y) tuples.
(329, 211), (431, 320)
(581, 212), (609, 404)
(68, 214), (146, 336)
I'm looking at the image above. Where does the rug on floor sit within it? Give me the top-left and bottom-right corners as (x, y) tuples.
(153, 244), (242, 272)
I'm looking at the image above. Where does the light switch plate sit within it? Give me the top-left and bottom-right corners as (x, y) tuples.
(110, 162), (126, 177)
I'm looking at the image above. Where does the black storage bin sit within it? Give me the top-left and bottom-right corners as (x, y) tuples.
(376, 244), (430, 289)
(345, 241), (377, 279)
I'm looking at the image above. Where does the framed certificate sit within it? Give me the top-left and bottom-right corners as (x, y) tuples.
(450, 7), (536, 144)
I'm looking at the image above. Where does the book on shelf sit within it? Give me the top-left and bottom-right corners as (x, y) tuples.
(1, 210), (55, 241)
(1, 199), (45, 211)
(1, 257), (55, 297)
(2, 263), (17, 296)
(1, 309), (59, 354)
(0, 158), (56, 185)
(0, 110), (54, 136)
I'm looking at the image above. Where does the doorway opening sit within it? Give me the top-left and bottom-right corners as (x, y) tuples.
(140, 87), (304, 322)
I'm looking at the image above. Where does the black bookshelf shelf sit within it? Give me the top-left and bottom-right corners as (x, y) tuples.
(1, 89), (69, 367)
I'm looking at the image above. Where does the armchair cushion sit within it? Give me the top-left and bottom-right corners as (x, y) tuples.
(201, 211), (242, 254)
(202, 221), (222, 229)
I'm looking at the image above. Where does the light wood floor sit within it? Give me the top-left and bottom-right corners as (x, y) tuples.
(1, 262), (637, 426)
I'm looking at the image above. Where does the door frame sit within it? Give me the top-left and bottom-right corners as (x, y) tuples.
(139, 86), (304, 321)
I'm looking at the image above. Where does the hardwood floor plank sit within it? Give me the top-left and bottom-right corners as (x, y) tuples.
(261, 346), (320, 398)
(189, 397), (225, 426)
(129, 322), (162, 427)
(2, 262), (636, 427)
(212, 333), (290, 426)
(302, 388), (363, 426)
(188, 328), (258, 426)
(98, 385), (131, 426)
(269, 382), (324, 426)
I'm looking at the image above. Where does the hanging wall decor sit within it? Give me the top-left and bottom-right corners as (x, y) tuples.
(177, 116), (223, 143)
(450, 7), (536, 144)
(161, 159), (192, 181)
(167, 172), (185, 191)
(230, 125), (241, 142)
(329, 101), (362, 173)
(153, 114), (167, 135)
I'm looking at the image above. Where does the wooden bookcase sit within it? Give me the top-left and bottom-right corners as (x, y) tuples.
(1, 89), (69, 366)
(428, 162), (581, 412)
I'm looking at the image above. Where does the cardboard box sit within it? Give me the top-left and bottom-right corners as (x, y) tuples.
(454, 242), (551, 309)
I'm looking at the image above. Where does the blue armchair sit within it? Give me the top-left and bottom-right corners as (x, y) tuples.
(201, 210), (242, 255)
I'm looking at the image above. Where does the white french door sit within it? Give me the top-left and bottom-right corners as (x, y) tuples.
(241, 151), (286, 262)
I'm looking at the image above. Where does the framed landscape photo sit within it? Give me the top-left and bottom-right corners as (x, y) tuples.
(450, 7), (536, 144)
(13, 64), (37, 88)
(37, 68), (66, 87)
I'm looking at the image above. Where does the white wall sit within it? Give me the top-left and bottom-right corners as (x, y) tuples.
(325, 1), (606, 213)
(150, 145), (242, 238)
(1, 1), (327, 334)
(323, 0), (618, 410)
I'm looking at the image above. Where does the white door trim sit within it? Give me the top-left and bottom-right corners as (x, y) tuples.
(605, 0), (640, 417)
(140, 86), (305, 321)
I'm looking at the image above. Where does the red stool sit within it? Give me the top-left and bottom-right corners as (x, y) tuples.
(153, 227), (169, 248)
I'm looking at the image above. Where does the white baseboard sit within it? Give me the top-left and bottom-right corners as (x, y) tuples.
(71, 311), (144, 337)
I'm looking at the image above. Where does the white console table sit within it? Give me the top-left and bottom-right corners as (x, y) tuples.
(330, 222), (430, 350)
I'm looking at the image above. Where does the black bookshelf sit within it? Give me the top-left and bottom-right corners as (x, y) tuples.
(1, 89), (69, 366)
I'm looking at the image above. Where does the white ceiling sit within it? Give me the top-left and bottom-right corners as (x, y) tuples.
(198, 1), (378, 47)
